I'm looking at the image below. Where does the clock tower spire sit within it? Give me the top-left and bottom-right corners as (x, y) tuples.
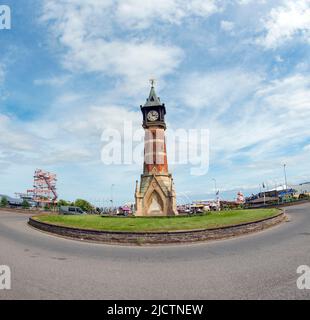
(141, 80), (166, 130)
(135, 82), (178, 216)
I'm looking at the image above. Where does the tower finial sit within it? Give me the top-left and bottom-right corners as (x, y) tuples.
(149, 78), (156, 88)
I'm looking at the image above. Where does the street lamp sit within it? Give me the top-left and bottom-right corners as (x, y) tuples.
(283, 164), (288, 190)
(212, 178), (217, 199)
(178, 191), (192, 207)
(262, 183), (266, 206)
(110, 184), (115, 209)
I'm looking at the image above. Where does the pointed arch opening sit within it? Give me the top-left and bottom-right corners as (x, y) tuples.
(147, 190), (164, 216)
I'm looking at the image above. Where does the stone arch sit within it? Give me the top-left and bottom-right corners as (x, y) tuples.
(143, 177), (168, 217)
(146, 190), (164, 216)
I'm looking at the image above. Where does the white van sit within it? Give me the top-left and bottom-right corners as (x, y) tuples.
(59, 206), (86, 215)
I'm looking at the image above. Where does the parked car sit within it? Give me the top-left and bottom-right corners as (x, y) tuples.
(59, 206), (86, 215)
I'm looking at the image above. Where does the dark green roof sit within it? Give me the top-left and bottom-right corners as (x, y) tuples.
(144, 85), (162, 107)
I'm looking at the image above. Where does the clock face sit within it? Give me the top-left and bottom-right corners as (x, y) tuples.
(147, 110), (159, 122)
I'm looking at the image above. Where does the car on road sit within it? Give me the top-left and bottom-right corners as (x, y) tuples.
(59, 206), (87, 215)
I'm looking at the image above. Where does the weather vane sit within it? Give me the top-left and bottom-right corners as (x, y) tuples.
(149, 78), (156, 87)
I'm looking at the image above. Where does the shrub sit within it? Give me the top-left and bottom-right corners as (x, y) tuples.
(0, 197), (8, 208)
(22, 200), (30, 209)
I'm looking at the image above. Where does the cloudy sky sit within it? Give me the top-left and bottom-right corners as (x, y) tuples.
(0, 0), (309, 205)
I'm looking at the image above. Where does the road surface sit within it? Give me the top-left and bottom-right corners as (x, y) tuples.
(0, 203), (310, 299)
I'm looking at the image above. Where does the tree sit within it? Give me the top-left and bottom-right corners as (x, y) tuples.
(57, 199), (70, 207)
(22, 199), (30, 209)
(74, 199), (94, 213)
(0, 197), (8, 208)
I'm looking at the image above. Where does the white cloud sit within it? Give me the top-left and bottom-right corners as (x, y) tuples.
(237, 0), (266, 5)
(116, 0), (223, 29)
(0, 101), (142, 170)
(61, 105), (140, 137)
(34, 75), (71, 86)
(255, 74), (310, 111)
(275, 55), (284, 63)
(227, 75), (309, 159)
(0, 114), (36, 152)
(258, 0), (310, 48)
(177, 70), (310, 183)
(62, 40), (182, 88)
(0, 64), (5, 85)
(220, 20), (234, 32)
(179, 69), (262, 111)
(0, 64), (5, 102)
(38, 147), (93, 166)
(40, 0), (185, 91)
(40, 0), (225, 92)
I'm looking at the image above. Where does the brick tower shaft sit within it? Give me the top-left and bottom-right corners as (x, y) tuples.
(143, 127), (168, 175)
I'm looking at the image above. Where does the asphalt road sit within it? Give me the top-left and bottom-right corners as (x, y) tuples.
(0, 203), (310, 300)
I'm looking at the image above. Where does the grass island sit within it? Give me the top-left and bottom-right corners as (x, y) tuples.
(33, 208), (280, 232)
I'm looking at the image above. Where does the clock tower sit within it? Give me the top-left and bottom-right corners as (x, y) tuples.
(135, 82), (178, 216)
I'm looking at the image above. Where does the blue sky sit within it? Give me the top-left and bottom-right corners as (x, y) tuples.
(0, 0), (309, 205)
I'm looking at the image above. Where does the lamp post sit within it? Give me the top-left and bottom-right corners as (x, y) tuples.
(178, 192), (192, 207)
(212, 178), (217, 199)
(263, 184), (266, 206)
(110, 184), (115, 210)
(283, 164), (288, 190)
(212, 178), (220, 211)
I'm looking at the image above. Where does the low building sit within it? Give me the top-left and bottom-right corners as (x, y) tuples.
(291, 182), (310, 197)
(0, 194), (23, 208)
(220, 200), (241, 210)
(245, 196), (279, 208)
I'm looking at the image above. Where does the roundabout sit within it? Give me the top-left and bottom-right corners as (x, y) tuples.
(28, 209), (285, 245)
(0, 202), (309, 299)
